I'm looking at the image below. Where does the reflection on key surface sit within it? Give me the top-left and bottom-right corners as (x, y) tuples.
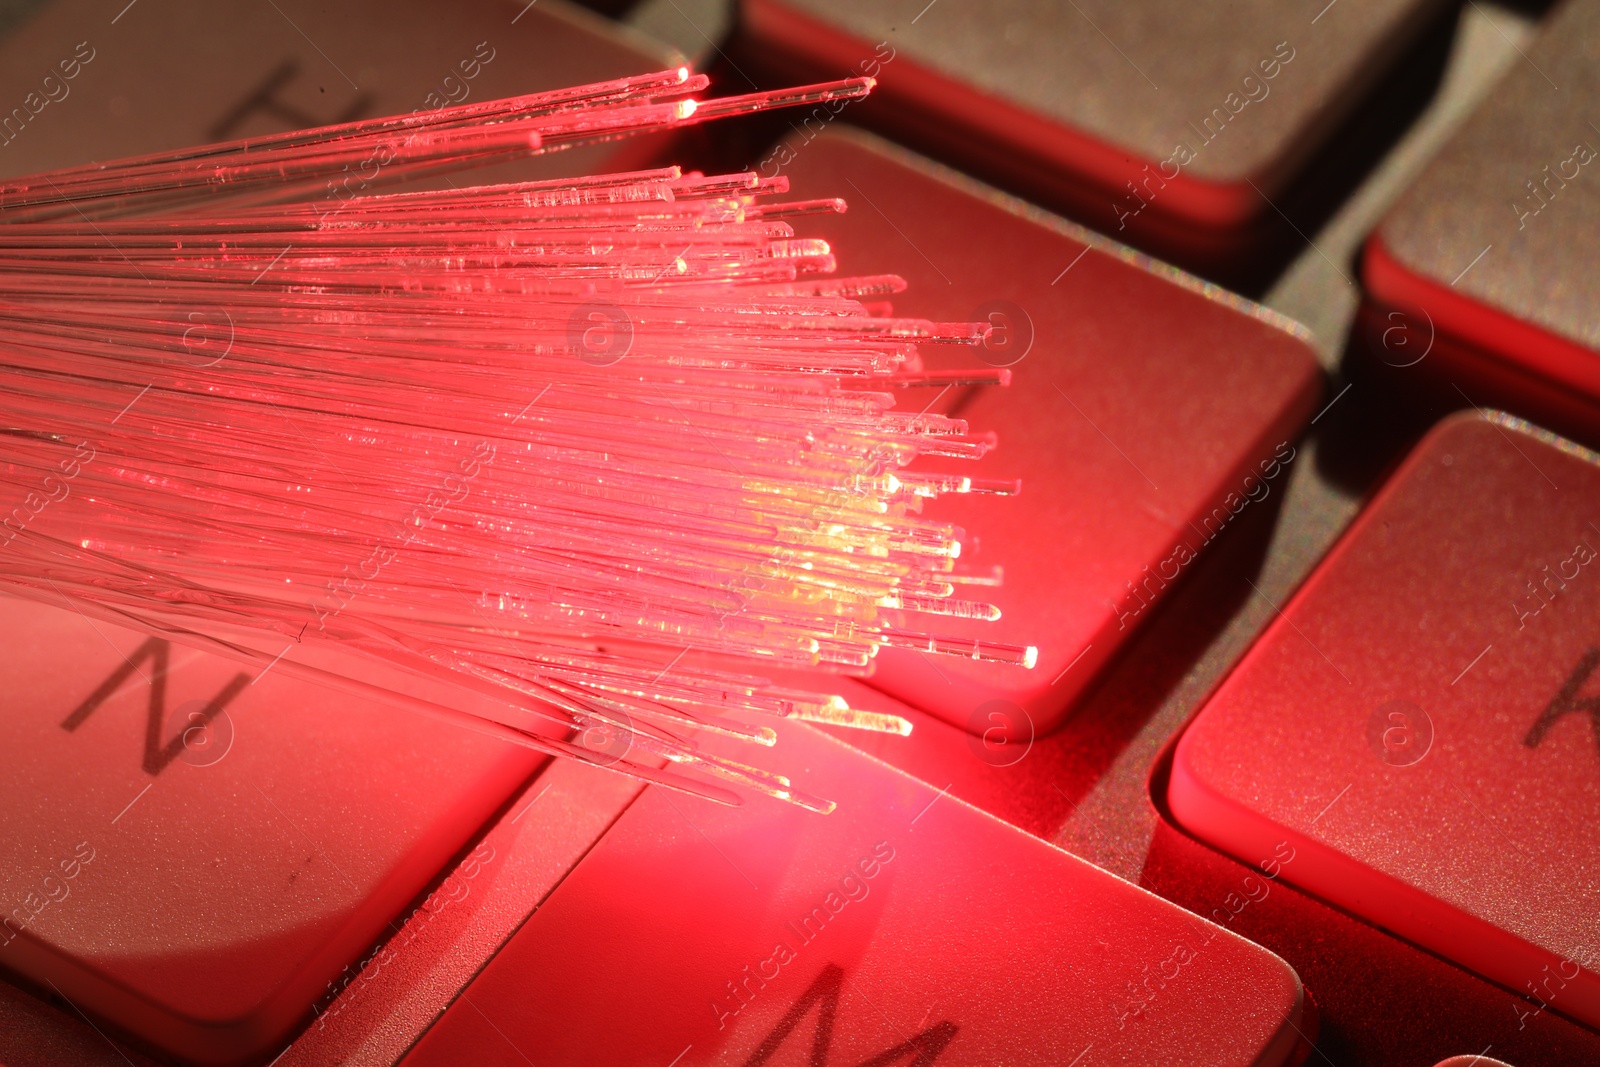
(405, 719), (1305, 1067)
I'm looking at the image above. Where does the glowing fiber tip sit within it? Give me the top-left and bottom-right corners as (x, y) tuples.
(790, 703), (915, 737)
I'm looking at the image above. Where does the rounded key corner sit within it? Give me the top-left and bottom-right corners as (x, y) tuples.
(1020, 697), (1079, 742)
(1363, 230), (1600, 405)
(1361, 229), (1460, 325)
(1210, 303), (1322, 394)
(1164, 714), (1230, 843)
(1160, 743), (1312, 1067)
(1160, 701), (1297, 882)
(4, 973), (298, 1067)
(1276, 331), (1328, 406)
(1421, 404), (1595, 463)
(1437, 405), (1541, 447)
(1359, 229), (1460, 338)
(1261, 954), (1310, 1067)
(1146, 169), (1282, 232)
(863, 646), (1085, 744)
(1359, 228), (1411, 296)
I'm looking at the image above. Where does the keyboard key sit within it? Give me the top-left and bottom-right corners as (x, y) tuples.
(739, 0), (1447, 269)
(0, 0), (679, 183)
(1169, 411), (1600, 1031)
(779, 128), (1322, 736)
(0, 593), (546, 1064)
(268, 754), (643, 1067)
(403, 717), (1307, 1067)
(1362, 0), (1600, 441)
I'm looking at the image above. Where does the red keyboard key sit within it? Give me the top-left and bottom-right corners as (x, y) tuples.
(1170, 411), (1600, 1030)
(1362, 0), (1600, 441)
(780, 128), (1321, 736)
(404, 717), (1307, 1067)
(0, 593), (545, 1064)
(740, 0), (1447, 269)
(0, 0), (678, 183)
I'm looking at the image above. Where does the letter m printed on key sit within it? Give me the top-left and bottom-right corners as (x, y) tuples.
(741, 963), (958, 1067)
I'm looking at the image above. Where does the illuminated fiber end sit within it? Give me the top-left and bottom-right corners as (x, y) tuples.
(948, 567), (1004, 588)
(791, 701), (912, 736)
(676, 66), (691, 83)
(879, 631), (1036, 668)
(790, 791), (838, 815)
(897, 597), (1001, 621)
(931, 321), (992, 345)
(881, 369), (1008, 388)
(677, 99), (698, 119)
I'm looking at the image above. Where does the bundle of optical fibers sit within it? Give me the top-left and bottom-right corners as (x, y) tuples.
(0, 69), (1034, 812)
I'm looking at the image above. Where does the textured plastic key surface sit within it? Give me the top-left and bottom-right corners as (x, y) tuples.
(1363, 0), (1600, 426)
(780, 129), (1321, 737)
(1170, 411), (1600, 1031)
(741, 0), (1446, 255)
(0, 0), (679, 184)
(403, 719), (1305, 1067)
(0, 594), (544, 1065)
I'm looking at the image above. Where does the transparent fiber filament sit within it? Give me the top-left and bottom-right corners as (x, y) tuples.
(0, 69), (1032, 810)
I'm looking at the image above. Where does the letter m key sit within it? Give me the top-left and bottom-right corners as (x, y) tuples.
(742, 963), (959, 1067)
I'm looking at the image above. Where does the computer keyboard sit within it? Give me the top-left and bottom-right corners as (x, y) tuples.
(0, 1), (1595, 1065)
